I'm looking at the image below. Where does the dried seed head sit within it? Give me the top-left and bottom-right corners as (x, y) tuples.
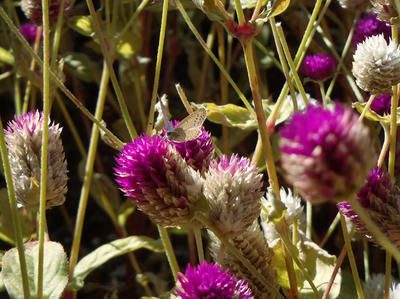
(209, 225), (278, 299)
(114, 134), (203, 227)
(203, 155), (263, 238)
(4, 111), (68, 210)
(371, 0), (398, 23)
(20, 0), (72, 25)
(352, 34), (400, 95)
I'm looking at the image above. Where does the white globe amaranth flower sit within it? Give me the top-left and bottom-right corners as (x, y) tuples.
(352, 35), (400, 95)
(371, 0), (398, 23)
(390, 282), (400, 299)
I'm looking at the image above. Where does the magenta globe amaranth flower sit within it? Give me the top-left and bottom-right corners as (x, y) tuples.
(353, 14), (391, 49)
(370, 94), (392, 115)
(338, 167), (400, 248)
(19, 23), (42, 45)
(114, 134), (203, 227)
(163, 121), (214, 172)
(4, 111), (68, 210)
(300, 54), (337, 81)
(279, 103), (377, 203)
(174, 261), (254, 299)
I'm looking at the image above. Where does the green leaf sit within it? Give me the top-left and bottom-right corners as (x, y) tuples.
(0, 47), (14, 65)
(2, 241), (68, 299)
(68, 16), (94, 37)
(190, 0), (225, 21)
(268, 0), (291, 17)
(352, 102), (390, 123)
(0, 189), (33, 245)
(63, 52), (100, 83)
(231, 0), (267, 9)
(69, 236), (164, 290)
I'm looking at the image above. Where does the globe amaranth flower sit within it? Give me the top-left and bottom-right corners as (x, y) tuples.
(279, 103), (377, 203)
(371, 0), (398, 23)
(300, 53), (337, 81)
(338, 167), (400, 248)
(20, 0), (71, 25)
(352, 34), (400, 95)
(209, 225), (278, 299)
(173, 261), (254, 299)
(4, 110), (68, 210)
(370, 94), (393, 116)
(352, 14), (391, 49)
(203, 155), (263, 238)
(163, 121), (214, 173)
(19, 23), (42, 45)
(114, 134), (203, 227)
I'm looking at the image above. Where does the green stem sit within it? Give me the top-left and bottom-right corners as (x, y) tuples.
(389, 85), (398, 177)
(174, 0), (256, 119)
(0, 7), (124, 149)
(37, 0), (51, 296)
(0, 118), (30, 298)
(363, 238), (370, 281)
(234, 0), (245, 25)
(377, 124), (390, 168)
(359, 94), (375, 122)
(241, 38), (280, 197)
(384, 252), (391, 299)
(306, 201), (312, 239)
(50, 0), (66, 72)
(340, 215), (364, 299)
(318, 81), (327, 107)
(157, 226), (180, 281)
(319, 211), (340, 248)
(14, 75), (21, 115)
(69, 61), (110, 278)
(193, 226), (204, 262)
(116, 0), (151, 42)
(86, 0), (138, 139)
(146, 0), (169, 135)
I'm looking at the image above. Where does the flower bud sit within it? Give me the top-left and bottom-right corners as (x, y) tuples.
(4, 111), (68, 210)
(300, 54), (337, 81)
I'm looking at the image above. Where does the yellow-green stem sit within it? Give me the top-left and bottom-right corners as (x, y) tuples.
(359, 94), (375, 122)
(306, 201), (312, 239)
(363, 239), (370, 281)
(378, 124), (390, 168)
(86, 0), (137, 139)
(384, 252), (391, 299)
(234, 0), (245, 25)
(320, 211), (340, 248)
(241, 38), (280, 197)
(193, 226), (204, 262)
(146, 0), (169, 134)
(37, 0), (51, 297)
(319, 81), (328, 107)
(0, 117), (30, 298)
(340, 215), (364, 299)
(69, 61), (110, 278)
(158, 226), (180, 281)
(174, 0), (256, 119)
(14, 76), (21, 115)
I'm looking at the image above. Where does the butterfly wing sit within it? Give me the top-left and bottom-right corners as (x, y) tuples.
(168, 108), (207, 142)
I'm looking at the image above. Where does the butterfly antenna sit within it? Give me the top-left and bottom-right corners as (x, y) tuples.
(159, 94), (174, 132)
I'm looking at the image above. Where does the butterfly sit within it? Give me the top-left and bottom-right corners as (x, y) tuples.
(159, 97), (207, 143)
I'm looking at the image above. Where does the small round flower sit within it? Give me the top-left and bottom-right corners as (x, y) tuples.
(20, 0), (71, 25)
(300, 54), (337, 81)
(279, 103), (377, 203)
(338, 167), (400, 248)
(352, 34), (400, 95)
(19, 23), (42, 45)
(203, 155), (263, 238)
(337, 0), (367, 10)
(370, 93), (393, 115)
(163, 121), (214, 173)
(114, 134), (203, 227)
(173, 261), (254, 299)
(362, 273), (386, 299)
(4, 111), (68, 210)
(371, 0), (398, 23)
(352, 14), (391, 49)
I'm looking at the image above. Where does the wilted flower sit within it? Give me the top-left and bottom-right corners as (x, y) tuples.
(370, 94), (392, 116)
(19, 23), (42, 45)
(337, 0), (367, 10)
(338, 167), (400, 248)
(371, 0), (398, 23)
(209, 225), (278, 299)
(173, 261), (254, 299)
(352, 35), (400, 95)
(4, 111), (68, 210)
(203, 155), (263, 238)
(300, 53), (337, 81)
(279, 103), (376, 203)
(352, 14), (391, 49)
(20, 0), (71, 25)
(163, 121), (214, 173)
(114, 134), (203, 227)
